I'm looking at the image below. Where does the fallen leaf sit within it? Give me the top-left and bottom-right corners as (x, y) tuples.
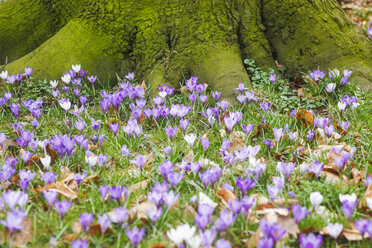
(216, 187), (236, 207)
(46, 144), (58, 160)
(130, 201), (156, 221)
(87, 224), (113, 236)
(186, 150), (194, 162)
(333, 124), (348, 135)
(128, 179), (150, 193)
(296, 109), (314, 128)
(1, 139), (18, 152)
(199, 192), (218, 208)
(149, 243), (166, 248)
(136, 80), (147, 91)
(297, 88), (304, 98)
(359, 184), (372, 209)
(1, 218), (33, 247)
(37, 181), (78, 199)
(252, 124), (270, 139)
(63, 233), (78, 243)
(72, 222), (82, 234)
(342, 222), (365, 241)
(227, 136), (244, 153)
(246, 227), (261, 248)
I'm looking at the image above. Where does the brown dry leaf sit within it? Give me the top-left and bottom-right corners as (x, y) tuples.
(23, 115), (34, 121)
(130, 201), (156, 221)
(342, 223), (364, 241)
(28, 155), (40, 165)
(179, 86), (188, 95)
(128, 179), (150, 193)
(297, 88), (304, 98)
(87, 224), (113, 236)
(296, 109), (314, 128)
(199, 192), (218, 208)
(136, 80), (147, 91)
(227, 136), (244, 153)
(333, 123), (348, 135)
(246, 228), (261, 248)
(0, 181), (12, 190)
(72, 222), (82, 234)
(83, 174), (99, 185)
(252, 124), (270, 139)
(359, 184), (372, 208)
(139, 110), (146, 123)
(149, 243), (166, 248)
(216, 187), (236, 207)
(63, 233), (78, 243)
(1, 139), (18, 152)
(276, 215), (300, 238)
(186, 150), (194, 162)
(6, 218), (33, 247)
(37, 181), (78, 199)
(220, 111), (230, 123)
(46, 144), (58, 160)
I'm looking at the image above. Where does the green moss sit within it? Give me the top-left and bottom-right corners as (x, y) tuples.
(262, 0), (372, 89)
(6, 19), (122, 81)
(0, 0), (81, 64)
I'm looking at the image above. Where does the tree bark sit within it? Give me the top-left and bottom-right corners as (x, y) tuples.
(1, 0), (371, 96)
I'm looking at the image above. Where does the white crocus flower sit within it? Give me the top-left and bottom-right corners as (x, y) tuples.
(50, 80), (58, 88)
(61, 73), (71, 84)
(187, 234), (202, 248)
(366, 198), (372, 211)
(40, 155), (51, 170)
(72, 64), (81, 73)
(338, 101), (347, 112)
(59, 99), (71, 111)
(159, 91), (167, 98)
(85, 154), (98, 168)
(0, 70), (8, 80)
(167, 223), (196, 246)
(184, 134), (197, 148)
(325, 83), (336, 93)
(339, 193), (357, 204)
(326, 223), (343, 239)
(310, 192), (323, 207)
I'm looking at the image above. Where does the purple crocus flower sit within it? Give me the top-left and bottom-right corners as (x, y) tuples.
(241, 124), (255, 135)
(167, 172), (184, 189)
(299, 233), (323, 248)
(79, 96), (87, 106)
(217, 100), (229, 112)
(79, 213), (94, 231)
(20, 150), (33, 163)
(42, 190), (58, 208)
(126, 227), (145, 247)
(215, 209), (236, 231)
(273, 127), (284, 142)
(99, 99), (110, 114)
(201, 137), (209, 152)
(354, 219), (372, 237)
(236, 177), (256, 195)
(74, 119), (85, 133)
(267, 185), (279, 200)
(277, 162), (296, 179)
(189, 92), (197, 103)
(74, 172), (87, 187)
(263, 139), (272, 151)
(257, 237), (274, 248)
(147, 207), (163, 223)
(71, 239), (88, 248)
(260, 219), (286, 242)
(98, 135), (105, 147)
(163, 191), (179, 208)
(91, 118), (100, 131)
(97, 213), (111, 234)
(110, 186), (124, 204)
(10, 102), (21, 118)
(235, 82), (246, 94)
(307, 130), (315, 141)
(125, 72), (135, 81)
(87, 75), (97, 84)
(292, 204), (311, 223)
(99, 185), (110, 201)
(195, 214), (212, 230)
(324, 125), (334, 137)
(199, 228), (217, 248)
(309, 161), (324, 178)
(334, 152), (350, 170)
(309, 70), (326, 82)
(111, 207), (129, 227)
(260, 102), (271, 112)
(42, 172), (58, 185)
(269, 73), (276, 84)
(23, 67), (33, 77)
(179, 119), (189, 133)
(54, 200), (72, 219)
(165, 126), (177, 142)
(0, 210), (26, 233)
(110, 123), (120, 135)
(341, 200), (358, 219)
(130, 155), (148, 171)
(211, 91), (221, 101)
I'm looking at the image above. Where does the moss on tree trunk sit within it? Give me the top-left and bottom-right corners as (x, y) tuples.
(1, 0), (371, 97)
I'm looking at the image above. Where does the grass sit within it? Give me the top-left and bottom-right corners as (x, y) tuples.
(0, 62), (371, 248)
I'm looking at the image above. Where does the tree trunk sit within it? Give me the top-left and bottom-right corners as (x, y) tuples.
(1, 0), (371, 97)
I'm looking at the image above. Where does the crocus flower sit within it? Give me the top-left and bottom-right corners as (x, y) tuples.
(269, 73), (276, 84)
(110, 123), (120, 135)
(307, 130), (315, 141)
(217, 100), (229, 112)
(184, 134), (197, 148)
(309, 70), (326, 82)
(299, 233), (322, 248)
(54, 200), (72, 219)
(42, 190), (58, 208)
(126, 227), (145, 247)
(326, 223), (343, 239)
(179, 118), (189, 133)
(334, 152), (350, 170)
(339, 193), (358, 219)
(3, 190), (28, 210)
(277, 161), (296, 179)
(42, 172), (58, 185)
(199, 228), (216, 248)
(110, 186), (124, 204)
(79, 213), (94, 231)
(354, 219), (371, 237)
(260, 102), (271, 112)
(130, 155), (148, 171)
(147, 207), (163, 223)
(74, 172), (87, 187)
(236, 177), (256, 195)
(257, 237), (274, 248)
(201, 137), (209, 152)
(260, 219), (286, 242)
(167, 223), (196, 246)
(165, 125), (177, 142)
(211, 91), (221, 101)
(292, 204), (311, 223)
(309, 161), (324, 178)
(310, 192), (323, 207)
(215, 239), (231, 248)
(71, 239), (88, 248)
(110, 207), (129, 227)
(99, 185), (110, 201)
(168, 172), (184, 189)
(87, 75), (97, 83)
(58, 98), (71, 111)
(0, 209), (26, 233)
(97, 213), (111, 234)
(72, 64), (81, 73)
(326, 83), (336, 93)
(163, 191), (179, 208)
